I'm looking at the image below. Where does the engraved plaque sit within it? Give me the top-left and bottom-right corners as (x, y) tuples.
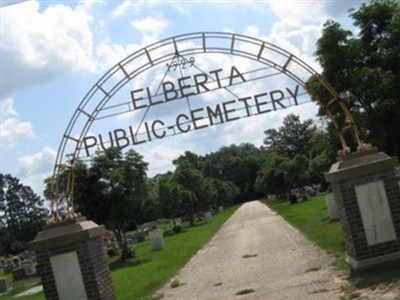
(50, 251), (87, 300)
(355, 180), (396, 246)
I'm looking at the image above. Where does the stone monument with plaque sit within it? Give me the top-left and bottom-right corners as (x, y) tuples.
(326, 148), (400, 269)
(28, 217), (115, 300)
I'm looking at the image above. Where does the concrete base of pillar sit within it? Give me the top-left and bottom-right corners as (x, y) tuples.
(347, 250), (400, 270)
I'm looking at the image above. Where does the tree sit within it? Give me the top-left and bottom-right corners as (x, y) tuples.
(202, 143), (263, 202)
(263, 114), (316, 159)
(141, 177), (162, 222)
(315, 0), (400, 157)
(45, 148), (149, 260)
(172, 151), (203, 170)
(254, 151), (291, 199)
(201, 177), (219, 208)
(173, 166), (204, 225)
(0, 174), (48, 255)
(158, 173), (183, 227)
(213, 179), (240, 208)
(308, 129), (337, 190)
(44, 159), (90, 218)
(258, 114), (334, 199)
(87, 148), (148, 259)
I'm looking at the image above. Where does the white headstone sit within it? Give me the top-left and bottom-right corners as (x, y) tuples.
(149, 229), (164, 250)
(204, 211), (212, 223)
(355, 180), (397, 246)
(50, 251), (87, 300)
(325, 194), (339, 220)
(21, 260), (34, 276)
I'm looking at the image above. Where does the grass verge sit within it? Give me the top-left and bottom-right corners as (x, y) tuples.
(0, 205), (238, 300)
(113, 205), (239, 299)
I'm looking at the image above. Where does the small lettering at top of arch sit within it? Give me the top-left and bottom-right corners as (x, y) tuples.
(166, 57), (195, 72)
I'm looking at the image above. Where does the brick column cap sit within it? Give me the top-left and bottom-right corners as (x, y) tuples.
(28, 217), (106, 251)
(325, 149), (398, 183)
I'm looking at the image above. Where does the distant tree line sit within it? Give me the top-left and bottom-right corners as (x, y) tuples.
(39, 113), (334, 259)
(2, 113), (333, 257)
(0, 174), (48, 255)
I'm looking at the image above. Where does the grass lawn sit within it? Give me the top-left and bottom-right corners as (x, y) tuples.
(0, 205), (239, 300)
(0, 271), (42, 300)
(265, 194), (400, 293)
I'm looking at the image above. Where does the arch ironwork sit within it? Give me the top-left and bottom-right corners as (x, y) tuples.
(51, 31), (365, 222)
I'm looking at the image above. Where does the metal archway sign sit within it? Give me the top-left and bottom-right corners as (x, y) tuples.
(51, 32), (364, 221)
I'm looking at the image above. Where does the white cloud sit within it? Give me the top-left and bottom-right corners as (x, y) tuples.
(0, 98), (36, 148)
(262, 1), (360, 73)
(17, 146), (56, 178)
(268, 1), (325, 24)
(141, 143), (183, 176)
(131, 15), (170, 45)
(0, 117), (36, 147)
(112, 0), (138, 18)
(266, 21), (322, 71)
(267, 0), (360, 24)
(95, 40), (140, 69)
(78, 0), (103, 11)
(16, 146), (56, 195)
(112, 0), (191, 18)
(244, 25), (261, 38)
(1, 0), (97, 98)
(0, 97), (18, 117)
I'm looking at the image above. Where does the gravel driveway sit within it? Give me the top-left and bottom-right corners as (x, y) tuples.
(156, 200), (345, 300)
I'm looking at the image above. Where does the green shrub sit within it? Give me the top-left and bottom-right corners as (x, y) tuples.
(173, 225), (181, 233)
(107, 246), (118, 257)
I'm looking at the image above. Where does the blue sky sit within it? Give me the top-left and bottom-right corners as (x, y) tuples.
(0, 0), (364, 196)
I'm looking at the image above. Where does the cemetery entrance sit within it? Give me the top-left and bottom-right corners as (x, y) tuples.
(29, 32), (400, 300)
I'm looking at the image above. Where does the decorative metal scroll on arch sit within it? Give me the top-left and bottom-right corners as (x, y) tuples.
(51, 32), (365, 222)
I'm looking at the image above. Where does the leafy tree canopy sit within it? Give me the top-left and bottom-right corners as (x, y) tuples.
(0, 173), (48, 255)
(257, 114), (335, 199)
(45, 148), (148, 260)
(315, 0), (400, 156)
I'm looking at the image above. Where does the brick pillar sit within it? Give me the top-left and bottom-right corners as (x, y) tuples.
(326, 148), (400, 269)
(28, 217), (116, 300)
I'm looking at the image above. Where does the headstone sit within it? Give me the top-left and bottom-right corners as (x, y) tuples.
(204, 211), (212, 223)
(21, 260), (35, 276)
(325, 194), (339, 220)
(12, 267), (27, 281)
(218, 206), (224, 213)
(149, 229), (164, 250)
(2, 264), (13, 274)
(326, 148), (400, 269)
(0, 278), (7, 293)
(19, 250), (35, 261)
